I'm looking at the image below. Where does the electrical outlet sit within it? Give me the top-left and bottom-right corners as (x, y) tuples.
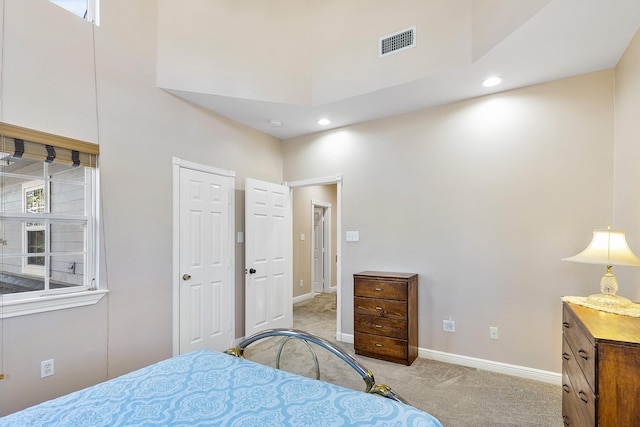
(299, 279), (304, 287)
(443, 319), (455, 332)
(489, 327), (499, 339)
(41, 359), (54, 378)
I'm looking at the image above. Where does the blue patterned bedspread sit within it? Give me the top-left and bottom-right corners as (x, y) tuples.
(1, 350), (442, 426)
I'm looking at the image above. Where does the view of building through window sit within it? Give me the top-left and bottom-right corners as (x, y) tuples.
(24, 184), (46, 268)
(0, 154), (96, 296)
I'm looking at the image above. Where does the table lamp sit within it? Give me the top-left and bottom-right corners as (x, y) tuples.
(563, 226), (640, 308)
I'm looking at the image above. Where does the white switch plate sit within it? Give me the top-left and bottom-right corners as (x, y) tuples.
(346, 231), (360, 242)
(237, 232), (244, 243)
(300, 233), (305, 241)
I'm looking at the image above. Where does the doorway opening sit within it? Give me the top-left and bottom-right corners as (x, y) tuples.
(287, 175), (343, 342)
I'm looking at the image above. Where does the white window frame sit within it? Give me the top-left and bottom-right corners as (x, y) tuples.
(22, 180), (46, 276)
(0, 163), (105, 319)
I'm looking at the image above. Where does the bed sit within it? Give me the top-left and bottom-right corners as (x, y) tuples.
(0, 329), (442, 426)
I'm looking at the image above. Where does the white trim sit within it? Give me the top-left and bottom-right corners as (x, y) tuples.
(88, 0), (100, 25)
(0, 289), (108, 318)
(339, 332), (354, 343)
(293, 292), (314, 304)
(286, 174), (342, 342)
(285, 175), (340, 187)
(338, 333), (560, 385)
(419, 348), (561, 385)
(172, 157), (235, 178)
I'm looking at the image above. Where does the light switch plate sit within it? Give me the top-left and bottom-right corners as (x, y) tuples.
(346, 231), (360, 242)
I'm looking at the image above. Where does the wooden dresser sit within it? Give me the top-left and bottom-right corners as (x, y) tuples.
(562, 301), (640, 426)
(353, 271), (418, 365)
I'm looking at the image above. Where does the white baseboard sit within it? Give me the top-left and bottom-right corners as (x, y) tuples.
(337, 333), (561, 385)
(419, 348), (561, 385)
(293, 292), (315, 304)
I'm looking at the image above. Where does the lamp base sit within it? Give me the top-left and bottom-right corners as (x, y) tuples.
(587, 293), (633, 308)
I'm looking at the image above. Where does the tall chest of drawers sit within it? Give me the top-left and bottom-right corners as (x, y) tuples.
(562, 302), (640, 426)
(353, 271), (418, 365)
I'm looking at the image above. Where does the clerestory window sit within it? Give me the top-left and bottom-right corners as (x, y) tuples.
(0, 123), (104, 318)
(48, 0), (100, 25)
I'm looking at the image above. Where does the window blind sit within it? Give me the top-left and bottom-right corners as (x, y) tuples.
(0, 122), (98, 167)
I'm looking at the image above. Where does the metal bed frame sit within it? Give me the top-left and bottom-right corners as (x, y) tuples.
(226, 328), (408, 404)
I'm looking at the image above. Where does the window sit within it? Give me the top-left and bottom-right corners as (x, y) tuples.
(0, 123), (104, 318)
(23, 182), (45, 274)
(48, 0), (100, 25)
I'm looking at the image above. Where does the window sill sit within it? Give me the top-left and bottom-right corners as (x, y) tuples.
(0, 289), (108, 318)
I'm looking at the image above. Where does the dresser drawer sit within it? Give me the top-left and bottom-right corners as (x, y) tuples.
(354, 333), (408, 360)
(354, 279), (407, 301)
(563, 305), (596, 390)
(562, 370), (589, 427)
(354, 296), (407, 320)
(354, 314), (408, 340)
(562, 338), (595, 426)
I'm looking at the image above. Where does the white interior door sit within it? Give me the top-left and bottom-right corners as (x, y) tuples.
(245, 177), (292, 336)
(312, 206), (324, 293)
(178, 166), (233, 353)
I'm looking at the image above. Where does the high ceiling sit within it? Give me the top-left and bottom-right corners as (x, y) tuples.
(164, 0), (640, 141)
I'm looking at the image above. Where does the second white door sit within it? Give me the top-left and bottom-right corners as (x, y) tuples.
(245, 178), (293, 336)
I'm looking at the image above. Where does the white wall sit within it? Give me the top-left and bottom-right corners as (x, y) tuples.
(283, 70), (615, 373)
(0, 0), (282, 415)
(1, 0), (98, 142)
(613, 28), (640, 297)
(156, 0), (313, 106)
(311, 0), (471, 105)
(158, 0), (549, 107)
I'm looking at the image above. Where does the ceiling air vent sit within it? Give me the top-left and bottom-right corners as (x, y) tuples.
(379, 26), (416, 58)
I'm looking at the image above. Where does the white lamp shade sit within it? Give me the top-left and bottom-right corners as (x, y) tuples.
(563, 229), (640, 267)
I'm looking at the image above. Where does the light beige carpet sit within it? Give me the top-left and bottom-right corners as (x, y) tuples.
(243, 293), (562, 426)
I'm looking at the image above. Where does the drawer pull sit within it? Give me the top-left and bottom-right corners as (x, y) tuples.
(562, 352), (570, 361)
(374, 287), (384, 291)
(375, 306), (384, 310)
(562, 415), (569, 426)
(577, 349), (588, 360)
(578, 390), (588, 404)
(562, 321), (570, 329)
(375, 343), (384, 347)
(374, 324), (384, 328)
(562, 384), (570, 393)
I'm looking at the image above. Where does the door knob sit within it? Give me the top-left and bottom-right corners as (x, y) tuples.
(182, 274), (191, 281)
(248, 268), (256, 274)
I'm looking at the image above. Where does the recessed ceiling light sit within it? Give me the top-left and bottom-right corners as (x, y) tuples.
(317, 118), (331, 126)
(268, 119), (283, 127)
(482, 76), (503, 87)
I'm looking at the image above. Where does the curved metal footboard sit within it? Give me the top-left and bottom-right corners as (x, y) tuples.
(226, 328), (408, 404)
